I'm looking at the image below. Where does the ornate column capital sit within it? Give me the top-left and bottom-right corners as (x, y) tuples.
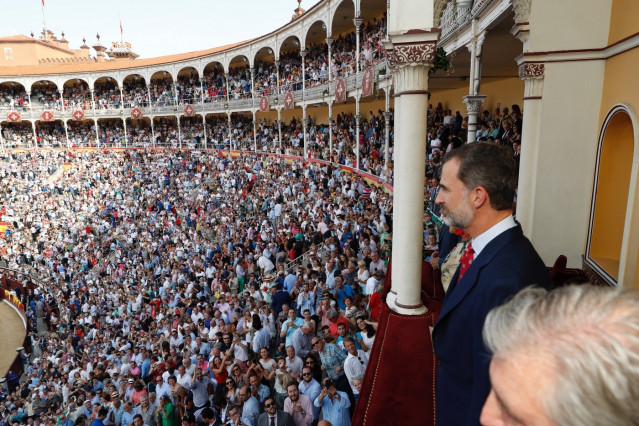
(518, 62), (545, 99)
(300, 49), (307, 58)
(353, 18), (363, 29)
(463, 95), (486, 114)
(326, 37), (333, 46)
(385, 33), (438, 96)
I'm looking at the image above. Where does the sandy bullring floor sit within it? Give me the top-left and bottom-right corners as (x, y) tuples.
(0, 301), (27, 377)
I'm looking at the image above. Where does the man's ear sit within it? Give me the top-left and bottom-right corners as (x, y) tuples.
(470, 186), (489, 209)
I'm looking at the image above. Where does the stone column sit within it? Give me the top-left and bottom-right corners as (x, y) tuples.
(385, 33), (438, 315)
(302, 104), (307, 158)
(94, 119), (100, 148)
(354, 17), (363, 72)
(301, 49), (307, 97)
(275, 59), (281, 95)
(252, 110), (257, 152)
(250, 67), (256, 106)
(326, 38), (333, 82)
(123, 118), (128, 148)
(202, 115), (207, 150)
(516, 61), (545, 237)
(90, 89), (96, 114)
(151, 119), (156, 148)
(31, 120), (37, 149)
(227, 113), (232, 154)
(328, 102), (333, 159)
(177, 116), (182, 149)
(63, 120), (70, 149)
(384, 88), (391, 168)
(354, 112), (361, 170)
(277, 108), (282, 152)
(463, 95), (486, 143)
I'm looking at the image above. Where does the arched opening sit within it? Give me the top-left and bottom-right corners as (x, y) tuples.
(586, 106), (635, 285)
(229, 112), (253, 151)
(67, 119), (96, 147)
(203, 61), (226, 103)
(35, 119), (65, 148)
(304, 20), (330, 87)
(153, 116), (178, 147)
(150, 71), (175, 107)
(254, 47), (277, 96)
(279, 36), (302, 92)
(62, 78), (91, 110)
(30, 80), (60, 111)
(205, 114), (229, 149)
(176, 66), (201, 105)
(331, 0), (356, 78)
(122, 74), (148, 108)
(94, 76), (121, 110)
(0, 82), (28, 111)
(1, 121), (34, 149)
(228, 55), (251, 100)
(97, 118), (124, 147)
(126, 117), (152, 148)
(179, 115), (205, 149)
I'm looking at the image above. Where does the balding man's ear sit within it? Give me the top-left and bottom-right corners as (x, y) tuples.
(471, 186), (489, 209)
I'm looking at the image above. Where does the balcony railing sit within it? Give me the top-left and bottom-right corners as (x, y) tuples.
(1, 62), (392, 121)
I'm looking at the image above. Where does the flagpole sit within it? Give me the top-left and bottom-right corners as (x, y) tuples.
(119, 13), (123, 43)
(41, 0), (47, 40)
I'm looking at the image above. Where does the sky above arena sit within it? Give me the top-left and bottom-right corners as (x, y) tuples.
(2, 0), (320, 59)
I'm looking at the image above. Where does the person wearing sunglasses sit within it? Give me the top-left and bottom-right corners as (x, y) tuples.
(343, 337), (368, 402)
(298, 366), (321, 421)
(257, 396), (293, 426)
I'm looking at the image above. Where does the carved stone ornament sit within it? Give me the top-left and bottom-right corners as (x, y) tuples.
(518, 62), (545, 79)
(387, 42), (437, 69)
(463, 95), (487, 114)
(512, 0), (532, 24)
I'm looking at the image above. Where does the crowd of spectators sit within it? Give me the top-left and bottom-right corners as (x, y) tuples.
(0, 85), (29, 112)
(31, 84), (62, 110)
(62, 84), (91, 111)
(34, 123), (65, 148)
(122, 79), (149, 109)
(67, 123), (96, 148)
(0, 147), (392, 426)
(1, 123), (35, 149)
(98, 120), (125, 147)
(94, 81), (122, 110)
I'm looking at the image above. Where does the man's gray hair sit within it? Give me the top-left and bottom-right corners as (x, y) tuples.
(301, 322), (311, 331)
(483, 285), (639, 426)
(326, 309), (338, 319)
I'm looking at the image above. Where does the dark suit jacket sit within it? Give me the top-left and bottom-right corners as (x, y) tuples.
(433, 224), (551, 425)
(257, 410), (293, 426)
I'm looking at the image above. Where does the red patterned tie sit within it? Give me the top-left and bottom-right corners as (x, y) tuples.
(458, 242), (475, 281)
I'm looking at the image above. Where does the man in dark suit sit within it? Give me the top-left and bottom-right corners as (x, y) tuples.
(257, 396), (293, 426)
(433, 142), (552, 425)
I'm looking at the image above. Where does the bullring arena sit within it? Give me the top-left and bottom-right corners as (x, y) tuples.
(2, 0), (639, 425)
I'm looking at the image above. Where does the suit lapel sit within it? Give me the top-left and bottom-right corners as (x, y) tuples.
(437, 225), (523, 324)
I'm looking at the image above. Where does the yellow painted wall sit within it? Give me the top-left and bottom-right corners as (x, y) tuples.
(529, 0), (611, 52)
(599, 48), (639, 124)
(608, 0), (639, 45)
(589, 111), (634, 281)
(429, 77), (524, 118)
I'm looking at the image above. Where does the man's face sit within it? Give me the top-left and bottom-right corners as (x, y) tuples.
(286, 347), (295, 359)
(436, 159), (474, 230)
(302, 368), (313, 383)
(264, 399), (277, 415)
(480, 355), (555, 426)
(338, 324), (347, 337)
(287, 385), (299, 402)
(288, 309), (296, 320)
(238, 389), (248, 402)
(344, 340), (357, 356)
(250, 376), (259, 388)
